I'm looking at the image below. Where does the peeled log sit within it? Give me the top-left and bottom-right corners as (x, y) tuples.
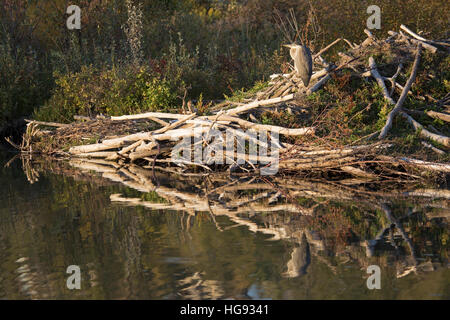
(207, 115), (315, 136)
(379, 44), (422, 139)
(400, 112), (450, 147)
(111, 112), (187, 121)
(129, 142), (158, 161)
(369, 57), (396, 105)
(426, 110), (450, 123)
(69, 126), (214, 154)
(225, 94), (294, 116)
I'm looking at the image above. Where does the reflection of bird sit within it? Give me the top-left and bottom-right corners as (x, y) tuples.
(283, 233), (311, 278)
(283, 44), (313, 87)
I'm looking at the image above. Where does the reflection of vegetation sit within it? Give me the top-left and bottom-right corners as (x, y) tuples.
(0, 153), (449, 299)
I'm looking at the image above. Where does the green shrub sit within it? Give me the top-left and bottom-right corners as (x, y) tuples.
(33, 65), (178, 123)
(0, 37), (52, 130)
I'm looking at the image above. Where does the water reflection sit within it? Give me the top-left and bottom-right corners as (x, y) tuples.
(0, 152), (448, 299)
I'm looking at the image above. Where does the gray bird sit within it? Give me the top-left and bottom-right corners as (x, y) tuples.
(283, 44), (313, 87)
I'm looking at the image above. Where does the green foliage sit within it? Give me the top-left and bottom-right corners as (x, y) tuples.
(0, 36), (53, 130)
(224, 81), (269, 103)
(33, 66), (178, 123)
(1, 0), (449, 132)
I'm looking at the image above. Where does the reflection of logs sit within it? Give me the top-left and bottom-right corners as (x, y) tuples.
(66, 157), (450, 278)
(67, 157), (450, 207)
(382, 204), (418, 267)
(178, 272), (225, 300)
(22, 155), (450, 280)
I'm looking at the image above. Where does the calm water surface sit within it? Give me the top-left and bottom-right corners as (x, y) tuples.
(0, 150), (448, 299)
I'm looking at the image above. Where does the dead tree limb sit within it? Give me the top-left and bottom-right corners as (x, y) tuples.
(400, 111), (450, 147)
(379, 44), (422, 139)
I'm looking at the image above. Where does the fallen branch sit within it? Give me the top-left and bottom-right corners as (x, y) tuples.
(206, 115), (315, 136)
(369, 57), (396, 105)
(421, 141), (445, 155)
(224, 94), (294, 116)
(400, 111), (450, 147)
(426, 110), (450, 123)
(379, 44), (422, 139)
(396, 157), (450, 173)
(111, 112), (188, 121)
(400, 25), (440, 53)
(25, 119), (69, 128)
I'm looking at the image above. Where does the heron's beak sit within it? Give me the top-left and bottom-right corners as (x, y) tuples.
(283, 44), (294, 48)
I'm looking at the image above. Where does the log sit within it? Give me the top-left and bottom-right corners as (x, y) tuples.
(272, 82), (294, 98)
(402, 189), (450, 199)
(364, 29), (375, 39)
(369, 57), (396, 105)
(400, 25), (428, 42)
(426, 110), (450, 123)
(148, 117), (169, 126)
(313, 38), (342, 59)
(379, 44), (422, 139)
(153, 113), (197, 134)
(421, 141), (445, 155)
(279, 156), (357, 170)
(397, 157), (450, 173)
(118, 140), (144, 155)
(69, 126), (215, 154)
(399, 31), (437, 53)
(306, 74), (331, 95)
(400, 25), (439, 53)
(206, 115), (315, 136)
(311, 67), (330, 81)
(25, 119), (69, 128)
(400, 111), (450, 147)
(224, 94), (294, 116)
(129, 141), (158, 161)
(340, 166), (378, 179)
(111, 112), (188, 121)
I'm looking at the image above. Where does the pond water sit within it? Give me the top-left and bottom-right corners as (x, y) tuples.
(0, 150), (448, 300)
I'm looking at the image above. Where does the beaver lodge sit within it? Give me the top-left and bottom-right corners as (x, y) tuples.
(8, 25), (450, 188)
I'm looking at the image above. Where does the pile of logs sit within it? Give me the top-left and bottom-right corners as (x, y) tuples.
(14, 24), (450, 178)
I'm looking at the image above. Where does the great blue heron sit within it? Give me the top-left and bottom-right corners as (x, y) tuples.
(283, 44), (313, 87)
